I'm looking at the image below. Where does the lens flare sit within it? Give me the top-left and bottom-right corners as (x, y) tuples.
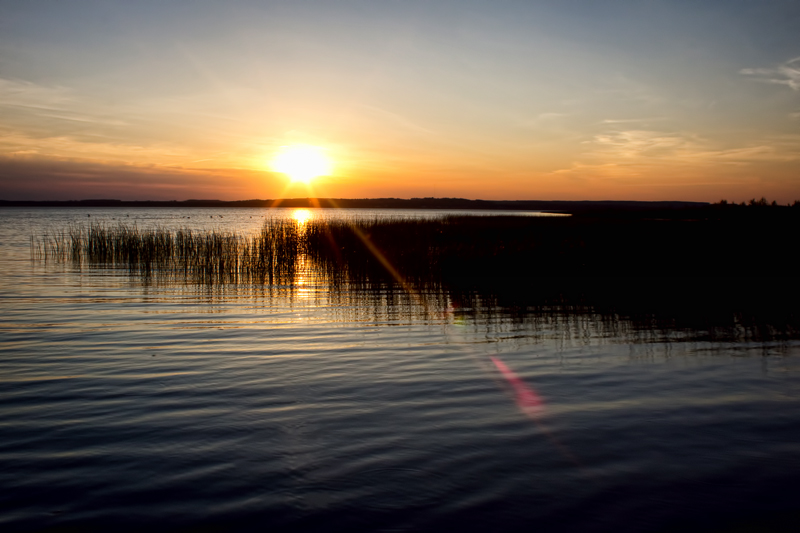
(490, 355), (544, 417)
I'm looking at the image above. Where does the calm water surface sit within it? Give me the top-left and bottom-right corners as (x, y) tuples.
(1, 208), (799, 532)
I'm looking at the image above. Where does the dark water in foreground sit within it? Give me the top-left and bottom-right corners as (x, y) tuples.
(2, 208), (800, 532)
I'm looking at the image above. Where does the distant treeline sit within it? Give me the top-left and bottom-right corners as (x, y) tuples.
(2, 197), (709, 216)
(7, 196), (800, 219)
(716, 197), (800, 207)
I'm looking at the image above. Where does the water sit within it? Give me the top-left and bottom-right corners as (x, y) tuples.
(2, 208), (800, 532)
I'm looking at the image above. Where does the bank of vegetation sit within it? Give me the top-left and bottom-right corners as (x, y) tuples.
(32, 211), (800, 337)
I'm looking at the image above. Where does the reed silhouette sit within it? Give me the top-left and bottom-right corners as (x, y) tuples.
(33, 220), (302, 285)
(31, 212), (800, 339)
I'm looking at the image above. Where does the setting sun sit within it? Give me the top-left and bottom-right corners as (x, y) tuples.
(270, 145), (332, 184)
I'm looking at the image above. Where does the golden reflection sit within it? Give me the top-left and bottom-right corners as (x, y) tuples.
(294, 251), (312, 300)
(292, 209), (312, 225)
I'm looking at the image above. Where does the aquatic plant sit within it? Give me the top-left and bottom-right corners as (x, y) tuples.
(33, 211), (800, 284)
(32, 220), (303, 285)
(30, 212), (800, 339)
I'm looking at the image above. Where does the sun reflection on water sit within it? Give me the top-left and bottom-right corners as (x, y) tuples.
(292, 210), (313, 299)
(292, 209), (312, 226)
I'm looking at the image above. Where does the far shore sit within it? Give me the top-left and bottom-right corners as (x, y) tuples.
(5, 197), (800, 220)
(0, 197), (711, 217)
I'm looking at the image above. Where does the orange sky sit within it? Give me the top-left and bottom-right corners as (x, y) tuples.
(1, 2), (799, 203)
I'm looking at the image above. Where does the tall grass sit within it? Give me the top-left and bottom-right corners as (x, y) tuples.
(32, 220), (302, 285)
(33, 212), (800, 284)
(30, 214), (800, 339)
(31, 216), (458, 287)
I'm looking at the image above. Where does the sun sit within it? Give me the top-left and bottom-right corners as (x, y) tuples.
(270, 145), (332, 184)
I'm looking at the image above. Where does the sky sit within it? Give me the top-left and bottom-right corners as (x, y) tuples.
(1, 0), (799, 202)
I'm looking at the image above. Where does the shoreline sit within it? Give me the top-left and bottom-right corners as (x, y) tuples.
(0, 197), (707, 214)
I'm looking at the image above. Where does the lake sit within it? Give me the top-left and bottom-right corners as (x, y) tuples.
(1, 207), (799, 532)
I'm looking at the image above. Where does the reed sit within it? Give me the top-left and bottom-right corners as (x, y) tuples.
(34, 212), (800, 283)
(32, 220), (303, 285)
(300, 214), (800, 337)
(31, 213), (800, 338)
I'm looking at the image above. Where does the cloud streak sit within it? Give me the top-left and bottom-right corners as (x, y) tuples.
(0, 78), (74, 110)
(0, 156), (274, 201)
(740, 56), (800, 91)
(549, 126), (800, 198)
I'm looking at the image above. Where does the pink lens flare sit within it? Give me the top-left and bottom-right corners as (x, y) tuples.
(490, 355), (545, 417)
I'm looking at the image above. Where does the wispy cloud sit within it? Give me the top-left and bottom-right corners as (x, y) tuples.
(0, 78), (130, 134)
(0, 130), (191, 162)
(0, 77), (241, 168)
(357, 104), (438, 136)
(600, 118), (665, 125)
(537, 112), (568, 120)
(550, 126), (800, 185)
(0, 78), (73, 109)
(512, 112), (571, 131)
(588, 130), (699, 160)
(0, 156), (260, 201)
(740, 56), (800, 91)
(704, 139), (800, 163)
(587, 128), (800, 164)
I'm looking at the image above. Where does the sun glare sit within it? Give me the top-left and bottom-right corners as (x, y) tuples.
(292, 209), (312, 225)
(270, 145), (332, 184)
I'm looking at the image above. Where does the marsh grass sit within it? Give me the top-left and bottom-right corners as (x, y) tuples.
(32, 213), (800, 283)
(31, 213), (800, 338)
(32, 220), (302, 285)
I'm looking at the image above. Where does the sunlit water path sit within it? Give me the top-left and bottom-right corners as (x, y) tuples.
(1, 208), (799, 532)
